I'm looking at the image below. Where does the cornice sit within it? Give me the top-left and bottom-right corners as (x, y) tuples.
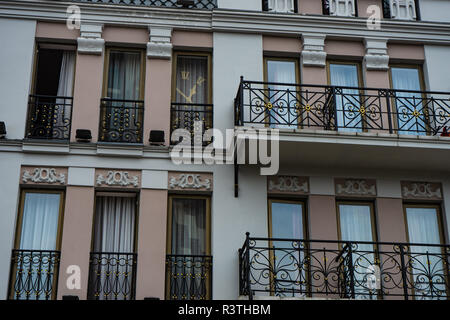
(1, 1), (450, 44)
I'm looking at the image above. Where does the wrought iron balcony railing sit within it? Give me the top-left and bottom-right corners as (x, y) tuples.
(165, 254), (213, 300)
(87, 252), (137, 300)
(99, 98), (144, 143)
(235, 79), (450, 136)
(72, 0), (217, 10)
(170, 102), (213, 146)
(25, 95), (73, 140)
(239, 233), (450, 300)
(8, 249), (61, 300)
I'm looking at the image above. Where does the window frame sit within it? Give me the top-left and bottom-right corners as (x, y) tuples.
(267, 198), (307, 240)
(403, 203), (445, 246)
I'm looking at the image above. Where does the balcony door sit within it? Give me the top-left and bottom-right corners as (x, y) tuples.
(166, 196), (211, 300)
(337, 202), (378, 299)
(265, 58), (299, 129)
(390, 66), (426, 135)
(100, 48), (144, 143)
(328, 62), (362, 132)
(88, 193), (137, 300)
(268, 199), (306, 296)
(27, 45), (75, 140)
(404, 205), (446, 299)
(9, 190), (64, 300)
(172, 53), (212, 145)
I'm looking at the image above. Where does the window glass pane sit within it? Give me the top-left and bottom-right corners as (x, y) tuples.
(107, 51), (141, 100)
(171, 198), (207, 255)
(19, 192), (61, 250)
(176, 56), (208, 104)
(329, 64), (362, 132)
(338, 204), (373, 242)
(267, 60), (297, 128)
(271, 201), (303, 239)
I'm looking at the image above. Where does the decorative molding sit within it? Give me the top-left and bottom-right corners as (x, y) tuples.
(22, 168), (66, 184)
(401, 182), (442, 199)
(301, 34), (326, 67)
(390, 0), (417, 21)
(364, 38), (389, 71)
(147, 27), (172, 59)
(268, 176), (309, 194)
(169, 174), (211, 190)
(329, 0), (356, 17)
(336, 179), (377, 196)
(268, 0), (295, 13)
(77, 23), (104, 55)
(96, 171), (139, 187)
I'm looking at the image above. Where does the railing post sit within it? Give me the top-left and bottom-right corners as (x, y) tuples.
(385, 90), (394, 134)
(332, 86), (338, 131)
(240, 76), (244, 126)
(347, 243), (355, 299)
(245, 232), (253, 301)
(399, 245), (409, 300)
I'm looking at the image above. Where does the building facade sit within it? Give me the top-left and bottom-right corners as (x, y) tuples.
(0, 0), (450, 300)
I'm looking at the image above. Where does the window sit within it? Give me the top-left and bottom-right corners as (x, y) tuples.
(166, 195), (211, 300)
(100, 48), (145, 143)
(337, 201), (378, 299)
(404, 204), (446, 299)
(27, 44), (75, 139)
(9, 190), (65, 300)
(265, 58), (299, 129)
(87, 193), (138, 300)
(172, 53), (212, 145)
(328, 62), (363, 132)
(390, 66), (427, 135)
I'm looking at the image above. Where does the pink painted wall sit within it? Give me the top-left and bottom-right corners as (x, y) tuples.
(309, 195), (338, 241)
(388, 43), (425, 62)
(302, 66), (327, 85)
(103, 26), (148, 45)
(145, 59), (172, 146)
(35, 21), (79, 40)
(135, 189), (168, 300)
(263, 36), (301, 54)
(70, 53), (104, 142)
(57, 187), (95, 300)
(298, 0), (323, 14)
(357, 0), (383, 18)
(172, 31), (213, 49)
(326, 40), (365, 58)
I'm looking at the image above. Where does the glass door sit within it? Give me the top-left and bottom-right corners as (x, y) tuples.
(269, 199), (306, 296)
(266, 59), (299, 129)
(10, 190), (64, 300)
(329, 63), (362, 132)
(390, 66), (426, 135)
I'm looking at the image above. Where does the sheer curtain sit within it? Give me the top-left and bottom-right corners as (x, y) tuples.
(267, 60), (297, 129)
(406, 207), (445, 299)
(171, 198), (206, 255)
(329, 64), (362, 132)
(339, 204), (376, 298)
(271, 201), (305, 296)
(391, 67), (426, 135)
(55, 51), (75, 139)
(107, 51), (141, 101)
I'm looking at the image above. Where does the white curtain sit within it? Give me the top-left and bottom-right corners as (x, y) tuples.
(176, 56), (208, 105)
(339, 204), (376, 298)
(19, 193), (61, 250)
(329, 64), (362, 132)
(391, 67), (426, 135)
(271, 201), (305, 296)
(55, 51), (75, 139)
(107, 51), (141, 101)
(406, 207), (445, 299)
(171, 198), (206, 255)
(267, 60), (297, 129)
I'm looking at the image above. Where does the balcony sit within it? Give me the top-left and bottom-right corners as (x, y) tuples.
(72, 0), (217, 10)
(25, 95), (73, 140)
(165, 254), (213, 300)
(170, 102), (213, 146)
(235, 79), (450, 136)
(87, 252), (137, 300)
(8, 249), (61, 300)
(239, 233), (450, 300)
(99, 98), (144, 144)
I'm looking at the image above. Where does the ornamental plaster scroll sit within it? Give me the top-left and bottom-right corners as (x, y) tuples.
(77, 23), (104, 55)
(22, 168), (66, 184)
(402, 182), (442, 199)
(147, 27), (173, 59)
(336, 179), (377, 196)
(268, 176), (309, 193)
(96, 171), (139, 187)
(169, 173), (211, 190)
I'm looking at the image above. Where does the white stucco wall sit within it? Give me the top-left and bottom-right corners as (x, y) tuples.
(0, 18), (36, 140)
(217, 0), (262, 10)
(423, 45), (450, 92)
(419, 0), (450, 22)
